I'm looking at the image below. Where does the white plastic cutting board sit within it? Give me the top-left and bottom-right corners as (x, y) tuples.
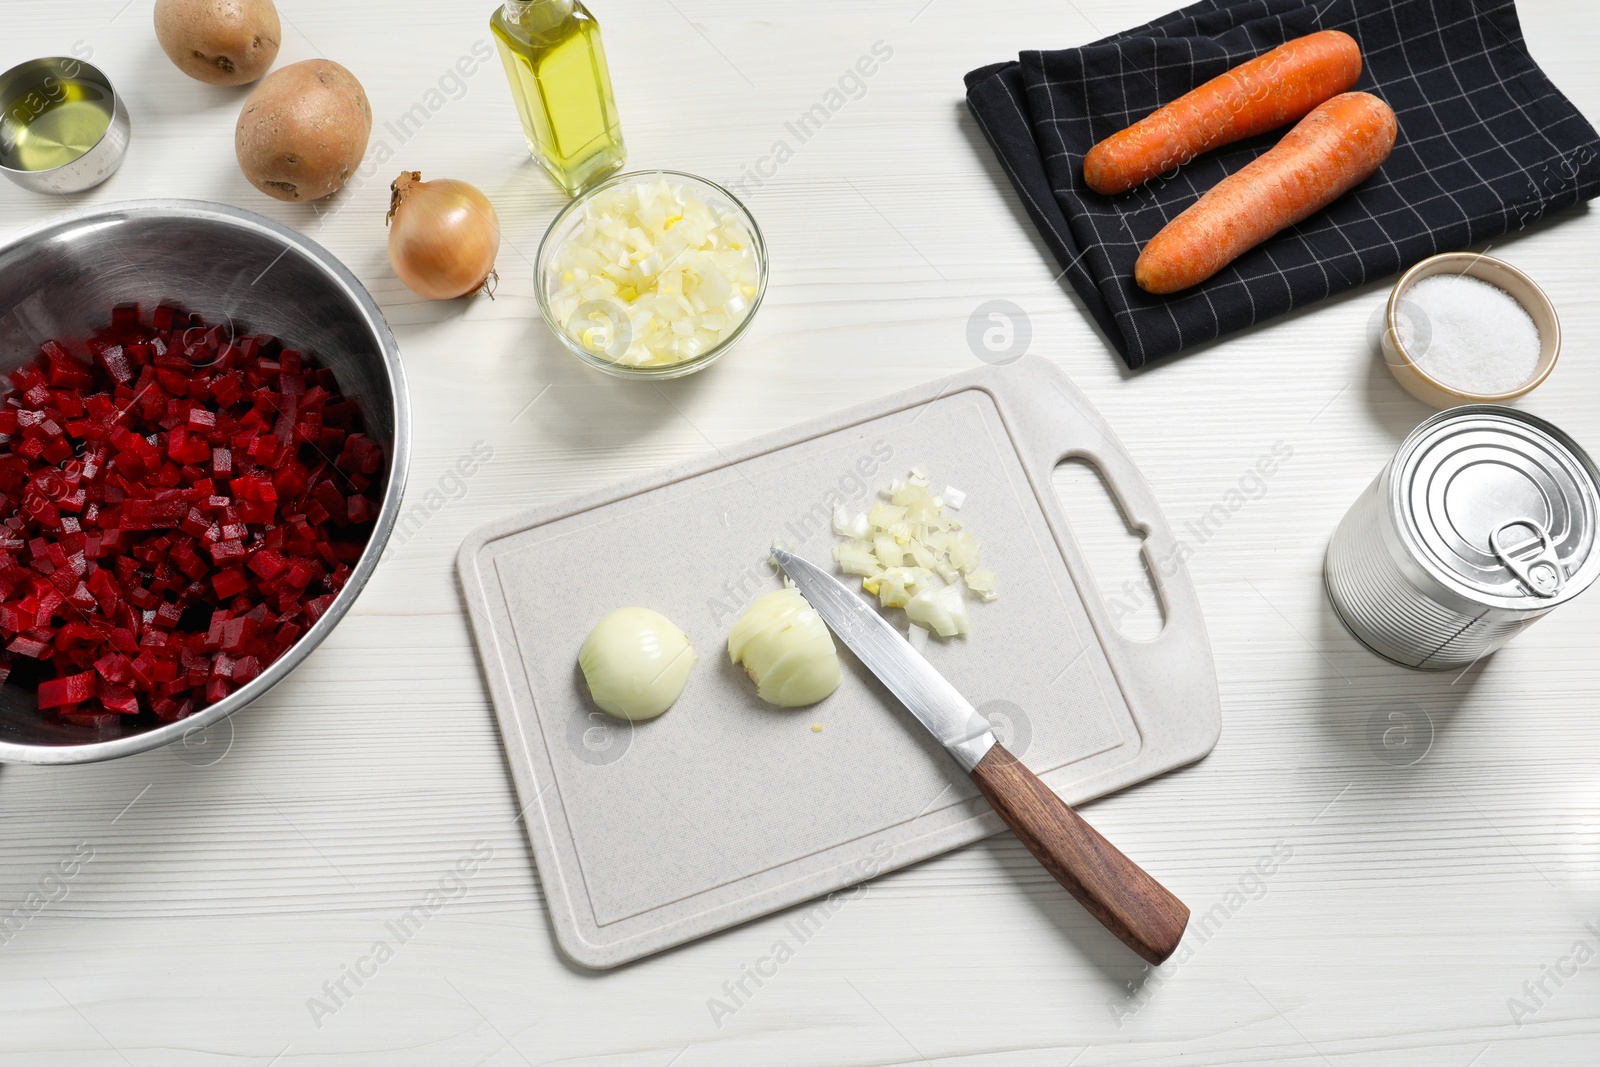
(458, 356), (1220, 968)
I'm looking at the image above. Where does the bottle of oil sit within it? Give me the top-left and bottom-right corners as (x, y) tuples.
(491, 0), (626, 196)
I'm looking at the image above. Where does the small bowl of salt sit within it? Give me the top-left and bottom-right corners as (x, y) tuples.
(1380, 252), (1560, 409)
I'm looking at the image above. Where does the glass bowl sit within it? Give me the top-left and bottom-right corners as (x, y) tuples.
(536, 170), (768, 380)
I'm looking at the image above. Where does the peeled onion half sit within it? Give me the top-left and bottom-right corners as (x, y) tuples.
(579, 608), (697, 721)
(728, 588), (842, 708)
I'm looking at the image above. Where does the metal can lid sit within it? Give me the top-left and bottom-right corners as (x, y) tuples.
(1392, 406), (1600, 608)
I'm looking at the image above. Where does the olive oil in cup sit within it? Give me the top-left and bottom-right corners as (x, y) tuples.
(491, 0), (626, 196)
(0, 57), (130, 195)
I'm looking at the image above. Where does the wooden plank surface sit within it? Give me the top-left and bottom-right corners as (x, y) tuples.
(1, 0), (1598, 1063)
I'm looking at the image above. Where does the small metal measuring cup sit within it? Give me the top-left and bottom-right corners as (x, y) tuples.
(0, 57), (131, 195)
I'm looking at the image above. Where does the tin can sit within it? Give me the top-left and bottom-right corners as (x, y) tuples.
(1325, 406), (1600, 670)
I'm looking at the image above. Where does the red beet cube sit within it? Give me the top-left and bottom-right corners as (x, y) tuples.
(248, 549), (288, 580)
(231, 655), (261, 684)
(7, 634), (48, 658)
(305, 594), (336, 624)
(38, 670), (96, 707)
(94, 651), (132, 684)
(61, 711), (119, 729)
(211, 568), (248, 599)
(123, 497), (189, 530)
(96, 344), (134, 386)
(100, 685), (140, 715)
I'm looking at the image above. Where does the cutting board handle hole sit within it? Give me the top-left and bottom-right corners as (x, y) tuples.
(1051, 458), (1166, 641)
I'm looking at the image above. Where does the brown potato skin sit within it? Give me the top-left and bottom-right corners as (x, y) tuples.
(154, 0), (282, 87)
(235, 60), (372, 202)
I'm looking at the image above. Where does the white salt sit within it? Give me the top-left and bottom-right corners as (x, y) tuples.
(1394, 274), (1541, 395)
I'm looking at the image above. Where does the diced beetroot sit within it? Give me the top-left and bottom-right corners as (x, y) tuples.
(123, 497), (189, 530)
(220, 615), (256, 653)
(38, 670), (96, 707)
(8, 634), (49, 658)
(61, 711), (120, 729)
(207, 539), (246, 565)
(0, 308), (380, 722)
(211, 568), (248, 599)
(248, 549), (288, 580)
(56, 620), (102, 648)
(237, 500), (274, 525)
(233, 474), (278, 504)
(94, 651), (132, 684)
(42, 341), (94, 391)
(305, 594), (336, 624)
(151, 697), (186, 722)
(100, 685), (140, 715)
(283, 560), (315, 590)
(312, 481), (346, 525)
(0, 602), (34, 632)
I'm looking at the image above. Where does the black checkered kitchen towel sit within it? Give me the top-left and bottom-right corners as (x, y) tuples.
(966, 0), (1600, 368)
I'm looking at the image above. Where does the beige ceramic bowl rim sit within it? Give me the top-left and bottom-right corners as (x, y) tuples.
(1385, 251), (1561, 402)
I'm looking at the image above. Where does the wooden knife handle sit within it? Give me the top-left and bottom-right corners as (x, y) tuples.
(969, 742), (1189, 965)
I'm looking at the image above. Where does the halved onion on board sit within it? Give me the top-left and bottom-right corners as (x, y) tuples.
(578, 608), (697, 721)
(728, 588), (841, 708)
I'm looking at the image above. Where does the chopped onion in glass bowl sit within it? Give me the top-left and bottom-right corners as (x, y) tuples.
(537, 171), (768, 379)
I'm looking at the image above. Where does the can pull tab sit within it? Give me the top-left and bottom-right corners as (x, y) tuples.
(1491, 520), (1565, 598)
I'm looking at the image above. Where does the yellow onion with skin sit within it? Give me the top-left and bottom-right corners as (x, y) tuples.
(387, 171), (500, 299)
(728, 588), (841, 708)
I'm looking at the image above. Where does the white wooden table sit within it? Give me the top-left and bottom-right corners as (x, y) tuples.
(3, 1), (1598, 1063)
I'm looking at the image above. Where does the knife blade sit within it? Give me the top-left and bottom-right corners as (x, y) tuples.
(771, 547), (996, 772)
(772, 548), (1190, 965)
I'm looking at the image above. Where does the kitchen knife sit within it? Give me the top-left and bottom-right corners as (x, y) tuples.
(772, 548), (1190, 965)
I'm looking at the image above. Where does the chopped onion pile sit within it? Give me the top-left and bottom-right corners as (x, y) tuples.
(832, 467), (996, 638)
(546, 177), (760, 368)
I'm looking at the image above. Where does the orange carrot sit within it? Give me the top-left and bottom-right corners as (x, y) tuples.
(1133, 92), (1397, 295)
(1083, 30), (1363, 196)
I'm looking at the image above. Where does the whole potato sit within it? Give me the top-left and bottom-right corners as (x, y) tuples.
(235, 60), (372, 202)
(154, 0), (281, 86)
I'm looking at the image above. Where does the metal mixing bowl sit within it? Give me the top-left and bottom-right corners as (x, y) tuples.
(0, 200), (409, 763)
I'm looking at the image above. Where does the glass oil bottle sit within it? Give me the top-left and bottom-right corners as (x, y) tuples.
(491, 0), (626, 196)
